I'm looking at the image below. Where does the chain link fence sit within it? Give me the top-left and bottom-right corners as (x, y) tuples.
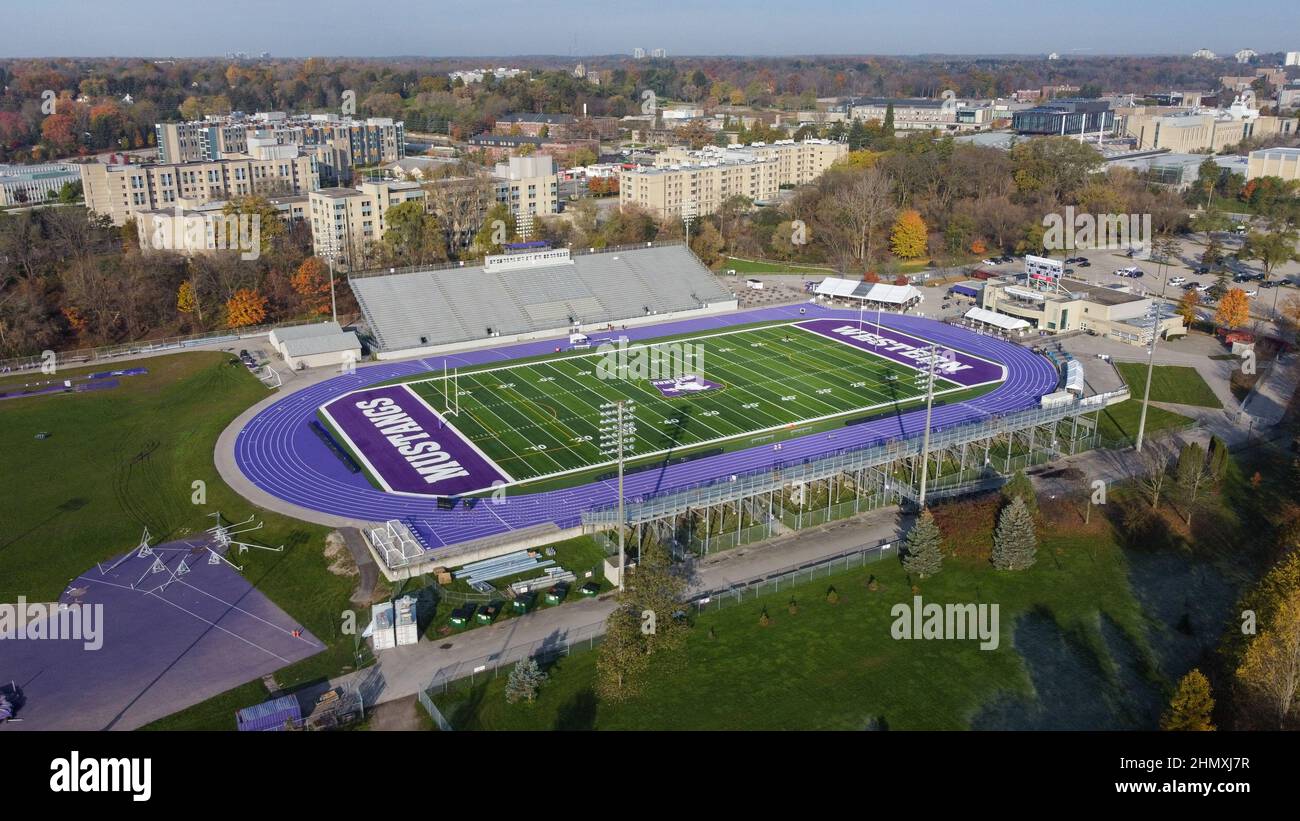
(692, 539), (895, 614)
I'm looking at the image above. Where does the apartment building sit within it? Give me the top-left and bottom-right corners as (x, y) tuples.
(655, 138), (847, 188)
(156, 112), (403, 183)
(619, 156), (781, 218)
(81, 144), (319, 225)
(308, 179), (428, 263)
(492, 155), (560, 217)
(134, 194), (308, 255)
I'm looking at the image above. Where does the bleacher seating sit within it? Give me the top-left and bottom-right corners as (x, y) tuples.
(349, 244), (735, 354)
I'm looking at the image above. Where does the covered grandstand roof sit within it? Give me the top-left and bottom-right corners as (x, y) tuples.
(964, 306), (1031, 331)
(349, 243), (734, 353)
(814, 277), (922, 305)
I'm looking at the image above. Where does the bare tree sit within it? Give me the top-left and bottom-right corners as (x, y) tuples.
(813, 166), (895, 271)
(1135, 439), (1173, 510)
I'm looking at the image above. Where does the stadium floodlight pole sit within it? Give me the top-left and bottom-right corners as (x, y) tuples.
(915, 343), (939, 508)
(598, 399), (636, 592)
(1135, 243), (1173, 453)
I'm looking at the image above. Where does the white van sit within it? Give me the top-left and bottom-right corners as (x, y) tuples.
(745, 278), (764, 290)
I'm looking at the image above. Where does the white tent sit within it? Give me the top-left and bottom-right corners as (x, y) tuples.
(964, 306), (1031, 331)
(815, 277), (921, 306)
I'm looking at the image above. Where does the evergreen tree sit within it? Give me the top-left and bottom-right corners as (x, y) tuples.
(881, 102), (895, 139)
(1208, 435), (1229, 480)
(991, 496), (1037, 570)
(902, 508), (944, 578)
(1000, 470), (1038, 516)
(1160, 669), (1216, 731)
(504, 657), (548, 704)
(847, 119), (867, 151)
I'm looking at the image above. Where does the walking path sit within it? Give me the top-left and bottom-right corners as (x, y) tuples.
(333, 508), (906, 707)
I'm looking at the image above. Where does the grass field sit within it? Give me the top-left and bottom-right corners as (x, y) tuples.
(1097, 399), (1196, 442)
(430, 529), (1173, 730)
(722, 256), (834, 274)
(1114, 362), (1223, 409)
(0, 353), (357, 689)
(401, 321), (996, 484)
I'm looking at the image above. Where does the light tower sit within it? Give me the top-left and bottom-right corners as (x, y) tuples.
(1135, 237), (1176, 453)
(598, 399), (637, 591)
(914, 343), (942, 507)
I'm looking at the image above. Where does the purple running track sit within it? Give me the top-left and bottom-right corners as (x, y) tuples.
(233, 305), (1058, 550)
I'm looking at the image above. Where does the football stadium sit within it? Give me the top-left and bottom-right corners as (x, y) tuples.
(226, 242), (1115, 575)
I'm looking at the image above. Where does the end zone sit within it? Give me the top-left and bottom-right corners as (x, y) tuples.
(319, 384), (512, 497)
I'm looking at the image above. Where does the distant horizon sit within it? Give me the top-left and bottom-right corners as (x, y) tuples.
(6, 0), (1298, 60)
(2, 50), (1293, 61)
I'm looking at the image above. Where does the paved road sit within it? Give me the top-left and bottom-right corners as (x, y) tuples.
(336, 507), (906, 706)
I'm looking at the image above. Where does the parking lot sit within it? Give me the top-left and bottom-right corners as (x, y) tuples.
(971, 231), (1300, 328)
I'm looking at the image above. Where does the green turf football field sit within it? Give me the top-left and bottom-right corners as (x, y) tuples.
(405, 321), (992, 483)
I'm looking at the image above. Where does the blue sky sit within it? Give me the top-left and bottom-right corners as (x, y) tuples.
(6, 0), (1298, 57)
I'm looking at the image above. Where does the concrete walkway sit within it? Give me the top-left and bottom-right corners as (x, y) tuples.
(334, 508), (906, 707)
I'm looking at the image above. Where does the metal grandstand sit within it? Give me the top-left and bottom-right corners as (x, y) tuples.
(348, 241), (736, 355)
(581, 388), (1128, 533)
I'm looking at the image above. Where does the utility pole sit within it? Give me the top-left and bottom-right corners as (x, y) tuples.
(915, 342), (940, 507)
(599, 399), (637, 591)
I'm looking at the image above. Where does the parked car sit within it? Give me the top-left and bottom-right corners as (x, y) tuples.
(982, 258), (1000, 266)
(1078, 260), (1091, 268)
(1169, 276), (1186, 286)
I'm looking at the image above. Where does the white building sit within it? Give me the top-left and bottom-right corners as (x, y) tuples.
(0, 163), (81, 206)
(1234, 48), (1258, 63)
(1286, 52), (1300, 67)
(1192, 48), (1217, 60)
(269, 321), (362, 370)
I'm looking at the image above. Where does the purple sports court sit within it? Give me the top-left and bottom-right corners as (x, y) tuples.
(651, 374), (724, 397)
(796, 318), (1005, 387)
(320, 384), (511, 497)
(2, 540), (323, 730)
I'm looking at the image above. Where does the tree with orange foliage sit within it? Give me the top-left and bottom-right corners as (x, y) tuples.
(62, 306), (89, 337)
(970, 238), (987, 256)
(893, 275), (909, 285)
(1215, 288), (1250, 329)
(890, 209), (928, 260)
(226, 288), (268, 328)
(291, 257), (333, 315)
(863, 270), (881, 283)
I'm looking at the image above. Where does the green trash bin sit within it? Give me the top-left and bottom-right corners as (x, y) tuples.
(475, 602), (501, 624)
(580, 582), (600, 597)
(449, 603), (476, 627)
(544, 583), (569, 605)
(511, 592), (536, 613)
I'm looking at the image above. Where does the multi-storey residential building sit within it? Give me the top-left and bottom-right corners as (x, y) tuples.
(619, 156), (781, 218)
(492, 155), (560, 217)
(81, 143), (319, 226)
(308, 179), (428, 264)
(655, 139), (847, 188)
(156, 112), (403, 184)
(134, 194), (308, 255)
